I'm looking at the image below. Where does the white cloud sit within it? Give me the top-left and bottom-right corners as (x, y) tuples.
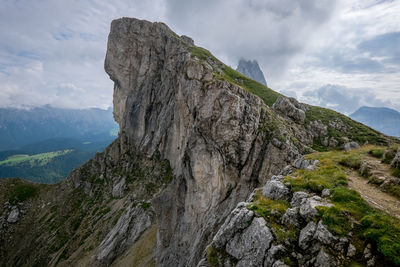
(0, 0), (399, 111)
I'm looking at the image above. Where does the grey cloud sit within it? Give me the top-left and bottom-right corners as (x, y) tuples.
(301, 84), (397, 114)
(164, 0), (337, 77)
(358, 32), (400, 65)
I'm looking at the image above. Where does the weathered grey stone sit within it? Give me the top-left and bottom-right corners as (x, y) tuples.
(290, 191), (309, 208)
(364, 243), (372, 260)
(321, 189), (330, 197)
(315, 248), (331, 267)
(391, 147), (400, 169)
(271, 175), (284, 181)
(367, 257), (376, 267)
(112, 177), (126, 198)
(96, 204), (151, 264)
(299, 196), (332, 221)
(299, 221), (317, 250)
(359, 161), (372, 177)
(181, 35), (194, 46)
(7, 207), (19, 223)
(293, 156), (318, 170)
(226, 217), (273, 267)
(272, 260), (289, 267)
(308, 120), (328, 139)
(273, 96), (306, 124)
(212, 203), (254, 249)
(281, 207), (300, 227)
(313, 221), (337, 246)
(347, 243), (356, 257)
(280, 165), (295, 175)
(342, 141), (360, 151)
(262, 180), (290, 201)
(264, 245), (286, 267)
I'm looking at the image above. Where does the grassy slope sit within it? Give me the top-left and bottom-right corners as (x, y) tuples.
(284, 146), (400, 265)
(188, 46), (391, 149)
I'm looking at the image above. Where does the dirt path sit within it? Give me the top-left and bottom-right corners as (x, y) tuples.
(347, 168), (400, 219)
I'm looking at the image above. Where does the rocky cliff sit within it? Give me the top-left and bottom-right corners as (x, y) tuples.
(237, 59), (267, 86)
(0, 18), (397, 267)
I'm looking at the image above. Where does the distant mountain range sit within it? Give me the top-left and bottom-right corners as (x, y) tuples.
(350, 106), (400, 137)
(236, 59), (267, 86)
(0, 105), (118, 151)
(0, 106), (118, 183)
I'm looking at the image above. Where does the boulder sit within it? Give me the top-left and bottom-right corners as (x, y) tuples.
(299, 221), (317, 250)
(112, 177), (126, 198)
(272, 96), (306, 124)
(281, 207), (300, 227)
(290, 191), (309, 208)
(307, 120), (328, 138)
(212, 203), (254, 249)
(299, 196), (332, 221)
(313, 221), (337, 246)
(321, 189), (330, 197)
(7, 207), (20, 223)
(391, 147), (400, 169)
(226, 217), (274, 267)
(315, 248), (331, 267)
(342, 142), (360, 151)
(293, 156), (318, 170)
(262, 180), (290, 201)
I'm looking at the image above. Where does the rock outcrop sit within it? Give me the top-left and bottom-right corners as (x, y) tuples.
(273, 96), (306, 124)
(0, 17), (394, 267)
(391, 147), (400, 169)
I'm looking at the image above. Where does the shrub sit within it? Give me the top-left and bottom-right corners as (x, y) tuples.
(369, 149), (384, 159)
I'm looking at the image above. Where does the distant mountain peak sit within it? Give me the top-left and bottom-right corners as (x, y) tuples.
(236, 58), (267, 86)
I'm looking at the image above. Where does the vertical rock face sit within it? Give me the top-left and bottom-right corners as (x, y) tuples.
(236, 59), (268, 86)
(105, 18), (301, 266)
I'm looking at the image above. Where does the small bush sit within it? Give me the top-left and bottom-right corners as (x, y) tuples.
(392, 168), (400, 178)
(369, 149), (384, 158)
(339, 155), (362, 169)
(317, 206), (351, 236)
(361, 213), (400, 265)
(141, 202), (151, 210)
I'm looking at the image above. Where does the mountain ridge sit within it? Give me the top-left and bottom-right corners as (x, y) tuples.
(350, 106), (400, 137)
(0, 17), (398, 267)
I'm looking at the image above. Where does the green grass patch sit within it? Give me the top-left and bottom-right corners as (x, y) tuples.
(188, 46), (219, 62)
(305, 105), (388, 146)
(248, 192), (289, 220)
(284, 148), (400, 265)
(369, 149), (384, 158)
(222, 66), (281, 107)
(0, 150), (72, 166)
(8, 182), (39, 204)
(391, 168), (400, 178)
(317, 206), (351, 236)
(382, 145), (399, 164)
(339, 154), (362, 169)
(361, 213), (400, 265)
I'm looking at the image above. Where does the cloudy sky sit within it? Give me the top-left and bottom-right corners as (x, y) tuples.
(0, 0), (399, 114)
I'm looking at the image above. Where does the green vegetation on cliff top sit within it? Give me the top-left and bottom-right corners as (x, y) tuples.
(188, 45), (391, 147)
(284, 146), (400, 265)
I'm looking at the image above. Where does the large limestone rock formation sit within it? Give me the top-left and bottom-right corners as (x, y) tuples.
(0, 17), (393, 267)
(104, 18), (304, 266)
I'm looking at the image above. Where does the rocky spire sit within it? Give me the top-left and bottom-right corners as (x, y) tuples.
(236, 59), (267, 86)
